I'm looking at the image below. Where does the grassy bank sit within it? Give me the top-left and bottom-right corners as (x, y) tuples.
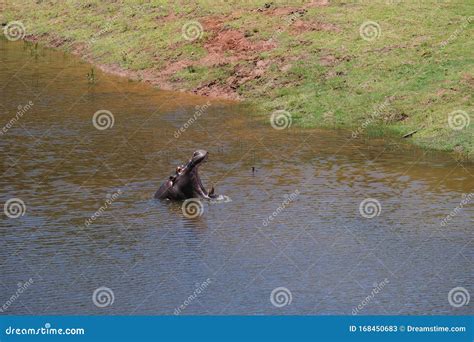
(3, 0), (473, 159)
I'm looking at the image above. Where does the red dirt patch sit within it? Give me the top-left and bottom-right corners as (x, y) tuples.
(22, 3), (336, 101)
(258, 7), (300, 16)
(461, 73), (474, 88)
(304, 0), (330, 7)
(205, 29), (274, 54)
(291, 19), (341, 34)
(225, 59), (271, 89)
(201, 15), (227, 33)
(319, 53), (351, 67)
(254, 0), (328, 14)
(435, 88), (453, 97)
(194, 81), (237, 99)
(25, 33), (70, 48)
(200, 14), (275, 55)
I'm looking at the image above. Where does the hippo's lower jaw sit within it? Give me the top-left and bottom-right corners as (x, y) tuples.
(154, 150), (218, 201)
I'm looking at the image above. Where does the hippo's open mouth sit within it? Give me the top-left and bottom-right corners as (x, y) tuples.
(154, 150), (216, 201)
(186, 150), (213, 196)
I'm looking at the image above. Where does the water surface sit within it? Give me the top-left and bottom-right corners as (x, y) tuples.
(0, 40), (472, 315)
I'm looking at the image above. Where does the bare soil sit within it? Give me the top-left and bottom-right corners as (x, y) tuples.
(24, 2), (332, 100)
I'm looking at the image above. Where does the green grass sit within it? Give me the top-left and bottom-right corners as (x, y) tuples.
(3, 0), (473, 159)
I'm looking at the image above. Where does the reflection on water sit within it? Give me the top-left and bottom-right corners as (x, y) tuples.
(0, 39), (473, 315)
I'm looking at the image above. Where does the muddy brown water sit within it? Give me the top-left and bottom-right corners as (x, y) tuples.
(0, 39), (472, 315)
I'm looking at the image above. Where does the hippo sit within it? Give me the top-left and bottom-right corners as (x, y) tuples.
(154, 150), (217, 201)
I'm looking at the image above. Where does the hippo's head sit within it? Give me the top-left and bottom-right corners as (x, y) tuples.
(185, 150), (208, 170)
(154, 150), (216, 200)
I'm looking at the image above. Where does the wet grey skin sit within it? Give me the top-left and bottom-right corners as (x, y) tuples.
(154, 150), (217, 201)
